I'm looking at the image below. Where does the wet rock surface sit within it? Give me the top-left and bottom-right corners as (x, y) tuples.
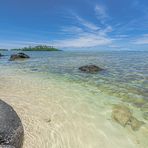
(112, 104), (144, 131)
(9, 53), (30, 61)
(79, 65), (103, 73)
(0, 100), (24, 148)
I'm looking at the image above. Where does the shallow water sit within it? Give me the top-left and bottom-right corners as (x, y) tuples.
(0, 51), (148, 148)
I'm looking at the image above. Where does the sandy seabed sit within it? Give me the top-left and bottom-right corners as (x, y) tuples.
(0, 67), (148, 148)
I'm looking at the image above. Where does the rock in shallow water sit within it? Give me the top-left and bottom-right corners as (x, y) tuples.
(0, 100), (24, 148)
(129, 116), (144, 131)
(112, 104), (144, 131)
(112, 105), (132, 127)
(9, 53), (30, 61)
(79, 65), (103, 73)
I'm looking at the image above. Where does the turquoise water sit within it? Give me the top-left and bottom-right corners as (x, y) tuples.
(1, 51), (148, 106)
(0, 50), (148, 148)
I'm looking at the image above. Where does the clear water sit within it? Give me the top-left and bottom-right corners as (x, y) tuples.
(0, 50), (148, 148)
(1, 51), (148, 106)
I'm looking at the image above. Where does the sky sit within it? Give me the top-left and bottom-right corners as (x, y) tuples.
(0, 0), (148, 50)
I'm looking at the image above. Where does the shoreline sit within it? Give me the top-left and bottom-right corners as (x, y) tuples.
(0, 66), (147, 148)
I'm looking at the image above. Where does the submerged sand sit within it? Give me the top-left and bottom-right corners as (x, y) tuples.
(0, 67), (148, 148)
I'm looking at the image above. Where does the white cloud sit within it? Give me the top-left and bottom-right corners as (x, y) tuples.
(75, 16), (100, 31)
(99, 25), (112, 36)
(133, 34), (148, 44)
(51, 5), (113, 48)
(52, 34), (112, 48)
(1, 5), (114, 49)
(95, 4), (108, 22)
(51, 15), (113, 48)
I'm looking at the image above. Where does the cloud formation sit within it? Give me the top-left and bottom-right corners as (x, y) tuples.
(53, 34), (112, 48)
(95, 4), (108, 22)
(51, 4), (113, 48)
(133, 34), (148, 44)
(75, 16), (100, 31)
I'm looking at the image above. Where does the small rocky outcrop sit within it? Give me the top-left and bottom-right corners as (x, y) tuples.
(0, 99), (24, 148)
(112, 104), (144, 131)
(9, 53), (30, 61)
(79, 65), (103, 73)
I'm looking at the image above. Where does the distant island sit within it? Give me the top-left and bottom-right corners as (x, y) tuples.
(0, 49), (8, 51)
(11, 45), (61, 51)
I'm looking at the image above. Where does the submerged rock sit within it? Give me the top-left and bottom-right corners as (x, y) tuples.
(9, 53), (30, 61)
(79, 65), (103, 73)
(129, 117), (144, 131)
(0, 99), (24, 148)
(112, 104), (144, 131)
(112, 105), (132, 127)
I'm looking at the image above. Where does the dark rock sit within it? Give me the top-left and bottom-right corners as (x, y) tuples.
(31, 68), (38, 72)
(9, 53), (30, 61)
(79, 65), (103, 73)
(0, 100), (24, 148)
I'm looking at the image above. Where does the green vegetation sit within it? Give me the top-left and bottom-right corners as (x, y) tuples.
(12, 45), (61, 51)
(0, 49), (8, 51)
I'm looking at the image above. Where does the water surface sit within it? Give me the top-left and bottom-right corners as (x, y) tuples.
(0, 50), (148, 148)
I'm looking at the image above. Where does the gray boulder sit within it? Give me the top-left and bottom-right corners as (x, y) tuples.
(0, 100), (24, 148)
(79, 65), (103, 73)
(9, 53), (30, 61)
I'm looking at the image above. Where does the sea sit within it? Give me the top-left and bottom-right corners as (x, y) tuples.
(0, 50), (148, 148)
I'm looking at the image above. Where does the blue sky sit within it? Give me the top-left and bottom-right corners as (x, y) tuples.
(0, 0), (148, 50)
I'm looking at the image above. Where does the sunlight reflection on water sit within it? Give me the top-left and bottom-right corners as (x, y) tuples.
(0, 50), (148, 148)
